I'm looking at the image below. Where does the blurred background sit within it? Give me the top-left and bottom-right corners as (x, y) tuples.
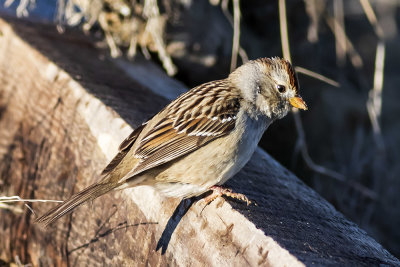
(1, 0), (399, 258)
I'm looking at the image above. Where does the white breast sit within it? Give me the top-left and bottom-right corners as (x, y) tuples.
(216, 110), (270, 185)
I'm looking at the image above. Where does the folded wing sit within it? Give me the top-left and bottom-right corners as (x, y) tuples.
(117, 80), (241, 182)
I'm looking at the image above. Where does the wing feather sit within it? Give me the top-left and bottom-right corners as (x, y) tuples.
(116, 80), (241, 182)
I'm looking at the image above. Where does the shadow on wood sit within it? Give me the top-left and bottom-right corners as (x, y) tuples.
(156, 198), (194, 254)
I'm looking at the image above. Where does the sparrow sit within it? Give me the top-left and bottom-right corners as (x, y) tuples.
(36, 57), (307, 226)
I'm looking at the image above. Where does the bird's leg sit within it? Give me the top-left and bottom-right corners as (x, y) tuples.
(203, 185), (252, 206)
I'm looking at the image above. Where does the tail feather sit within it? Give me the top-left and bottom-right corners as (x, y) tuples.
(35, 182), (117, 227)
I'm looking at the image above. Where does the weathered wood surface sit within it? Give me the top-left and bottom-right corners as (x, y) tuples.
(0, 16), (398, 266)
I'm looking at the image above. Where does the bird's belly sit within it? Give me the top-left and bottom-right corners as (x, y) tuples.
(153, 136), (239, 198)
(153, 115), (269, 198)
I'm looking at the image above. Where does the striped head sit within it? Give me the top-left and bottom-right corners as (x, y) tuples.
(229, 57), (307, 120)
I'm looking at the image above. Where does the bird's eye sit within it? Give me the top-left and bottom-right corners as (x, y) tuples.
(257, 85), (261, 94)
(276, 84), (286, 93)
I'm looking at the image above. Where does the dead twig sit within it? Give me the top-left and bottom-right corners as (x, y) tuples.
(333, 0), (346, 65)
(0, 195), (63, 216)
(295, 66), (340, 87)
(230, 0), (240, 71)
(325, 15), (363, 68)
(303, 0), (325, 43)
(278, 0), (291, 61)
(359, 0), (384, 39)
(0, 195), (63, 203)
(220, 0), (248, 68)
(367, 41), (385, 151)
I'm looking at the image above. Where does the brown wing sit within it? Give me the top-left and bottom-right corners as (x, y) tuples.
(101, 123), (146, 175)
(117, 79), (241, 182)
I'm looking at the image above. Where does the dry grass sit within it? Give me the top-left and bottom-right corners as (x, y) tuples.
(0, 195), (62, 216)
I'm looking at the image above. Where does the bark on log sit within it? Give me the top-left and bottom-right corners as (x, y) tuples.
(0, 16), (398, 266)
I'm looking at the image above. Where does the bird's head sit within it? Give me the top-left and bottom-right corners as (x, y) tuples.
(229, 57), (307, 120)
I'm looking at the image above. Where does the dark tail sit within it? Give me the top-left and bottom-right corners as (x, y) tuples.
(35, 182), (117, 227)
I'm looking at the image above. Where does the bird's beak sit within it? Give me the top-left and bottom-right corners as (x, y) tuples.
(289, 96), (308, 110)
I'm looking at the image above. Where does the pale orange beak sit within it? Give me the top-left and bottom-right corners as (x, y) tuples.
(289, 96), (308, 110)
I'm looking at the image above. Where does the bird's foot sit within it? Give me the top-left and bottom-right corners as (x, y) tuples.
(203, 185), (252, 206)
